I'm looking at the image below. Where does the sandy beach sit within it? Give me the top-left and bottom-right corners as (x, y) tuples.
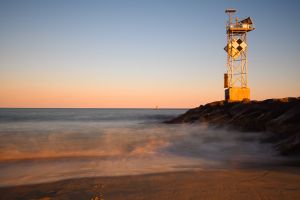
(1, 168), (300, 200)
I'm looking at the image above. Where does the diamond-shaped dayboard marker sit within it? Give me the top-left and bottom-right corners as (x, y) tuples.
(224, 38), (247, 60)
(224, 45), (240, 59)
(224, 40), (240, 59)
(234, 38), (247, 52)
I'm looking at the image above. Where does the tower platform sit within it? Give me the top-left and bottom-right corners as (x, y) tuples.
(225, 87), (250, 102)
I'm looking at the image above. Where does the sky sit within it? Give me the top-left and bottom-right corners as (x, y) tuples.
(0, 0), (300, 108)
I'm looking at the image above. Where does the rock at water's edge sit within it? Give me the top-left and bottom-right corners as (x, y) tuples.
(166, 97), (300, 156)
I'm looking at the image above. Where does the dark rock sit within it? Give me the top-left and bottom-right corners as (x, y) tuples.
(165, 97), (300, 156)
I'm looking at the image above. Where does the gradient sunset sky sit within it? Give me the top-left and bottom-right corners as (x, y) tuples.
(1, 0), (300, 108)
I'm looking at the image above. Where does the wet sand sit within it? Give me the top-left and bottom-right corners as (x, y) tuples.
(1, 168), (300, 200)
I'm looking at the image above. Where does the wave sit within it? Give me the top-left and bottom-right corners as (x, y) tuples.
(0, 110), (294, 186)
(0, 123), (279, 164)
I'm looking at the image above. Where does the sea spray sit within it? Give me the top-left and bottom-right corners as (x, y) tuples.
(0, 108), (286, 187)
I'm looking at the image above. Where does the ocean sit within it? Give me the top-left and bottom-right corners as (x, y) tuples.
(0, 108), (279, 187)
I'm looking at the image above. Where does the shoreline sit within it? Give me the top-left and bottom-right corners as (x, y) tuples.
(1, 168), (300, 200)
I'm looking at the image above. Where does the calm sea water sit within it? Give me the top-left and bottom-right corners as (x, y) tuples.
(0, 108), (280, 186)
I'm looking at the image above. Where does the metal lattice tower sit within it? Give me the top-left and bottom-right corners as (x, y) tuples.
(224, 9), (255, 101)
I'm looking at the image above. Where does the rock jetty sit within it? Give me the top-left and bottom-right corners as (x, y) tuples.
(166, 97), (300, 155)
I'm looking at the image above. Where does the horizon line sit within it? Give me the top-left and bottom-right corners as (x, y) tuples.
(0, 107), (190, 109)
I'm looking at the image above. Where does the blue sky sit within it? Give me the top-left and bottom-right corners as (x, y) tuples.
(0, 0), (300, 108)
